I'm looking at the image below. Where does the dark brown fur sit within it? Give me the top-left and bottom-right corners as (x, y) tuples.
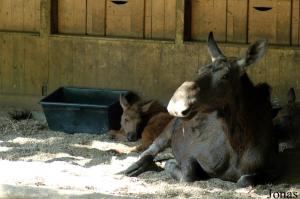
(108, 96), (173, 152)
(136, 112), (173, 151)
(273, 88), (300, 151)
(123, 32), (278, 187)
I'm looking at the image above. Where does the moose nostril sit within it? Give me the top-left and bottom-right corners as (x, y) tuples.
(127, 132), (137, 142)
(181, 108), (191, 116)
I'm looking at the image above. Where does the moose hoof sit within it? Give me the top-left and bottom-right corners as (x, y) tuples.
(165, 159), (178, 173)
(237, 175), (256, 188)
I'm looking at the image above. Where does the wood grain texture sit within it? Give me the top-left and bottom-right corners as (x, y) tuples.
(144, 0), (176, 40)
(190, 0), (227, 42)
(291, 0), (299, 46)
(0, 0), (40, 32)
(48, 38), (74, 92)
(0, 0), (13, 30)
(58, 0), (86, 34)
(106, 0), (144, 38)
(226, 0), (248, 43)
(24, 0), (40, 32)
(87, 0), (106, 35)
(24, 38), (48, 95)
(248, 0), (291, 45)
(0, 0), (299, 111)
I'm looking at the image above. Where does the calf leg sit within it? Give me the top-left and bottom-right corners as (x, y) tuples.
(120, 118), (177, 176)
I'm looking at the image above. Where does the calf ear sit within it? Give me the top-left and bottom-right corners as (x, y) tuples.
(237, 39), (268, 68)
(141, 100), (155, 113)
(120, 94), (130, 110)
(288, 88), (296, 104)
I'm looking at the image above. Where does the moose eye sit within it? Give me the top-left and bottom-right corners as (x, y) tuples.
(222, 74), (228, 79)
(124, 118), (129, 122)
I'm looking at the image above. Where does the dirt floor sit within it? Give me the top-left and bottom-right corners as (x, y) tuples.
(0, 111), (299, 199)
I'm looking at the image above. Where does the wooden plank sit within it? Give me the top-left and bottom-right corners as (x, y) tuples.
(276, 50), (295, 102)
(24, 38), (48, 95)
(291, 0), (299, 46)
(0, 35), (14, 94)
(0, 0), (39, 32)
(191, 0), (227, 42)
(164, 0), (176, 39)
(51, 0), (59, 33)
(248, 0), (291, 45)
(95, 44), (117, 88)
(58, 0), (86, 34)
(72, 41), (87, 87)
(265, 50), (280, 94)
(0, 1), (5, 30)
(106, 0), (144, 38)
(48, 38), (74, 92)
(11, 0), (24, 31)
(23, 0), (40, 32)
(0, 36), (5, 91)
(0, 94), (43, 110)
(0, 0), (12, 30)
(145, 0), (176, 39)
(11, 36), (25, 94)
(73, 0), (87, 34)
(58, 0), (72, 33)
(87, 0), (106, 35)
(226, 0), (247, 43)
(1, 35), (13, 93)
(151, 0), (165, 39)
(73, 41), (99, 87)
(144, 0), (152, 38)
(176, 0), (185, 43)
(35, 0), (41, 32)
(276, 0), (291, 45)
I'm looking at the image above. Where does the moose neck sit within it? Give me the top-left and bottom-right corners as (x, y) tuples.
(220, 74), (268, 154)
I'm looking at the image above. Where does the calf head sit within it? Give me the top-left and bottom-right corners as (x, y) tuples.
(167, 32), (268, 117)
(274, 88), (296, 128)
(274, 88), (300, 143)
(119, 94), (153, 141)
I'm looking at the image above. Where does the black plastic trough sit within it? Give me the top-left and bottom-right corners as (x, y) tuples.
(40, 87), (129, 134)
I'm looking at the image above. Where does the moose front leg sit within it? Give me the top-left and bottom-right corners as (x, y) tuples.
(119, 118), (177, 176)
(165, 159), (208, 182)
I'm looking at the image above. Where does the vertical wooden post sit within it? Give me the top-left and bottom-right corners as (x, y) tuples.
(175, 0), (185, 44)
(291, 0), (300, 46)
(39, 0), (51, 95)
(40, 0), (52, 36)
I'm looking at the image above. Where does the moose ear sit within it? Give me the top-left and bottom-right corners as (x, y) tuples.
(141, 100), (154, 113)
(207, 32), (225, 62)
(237, 39), (268, 68)
(119, 94), (130, 110)
(288, 88), (296, 104)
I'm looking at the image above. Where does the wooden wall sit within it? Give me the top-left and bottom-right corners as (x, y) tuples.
(0, 0), (40, 32)
(188, 0), (299, 45)
(56, 0), (176, 39)
(0, 0), (299, 110)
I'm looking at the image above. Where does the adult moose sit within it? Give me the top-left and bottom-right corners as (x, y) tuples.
(122, 32), (279, 187)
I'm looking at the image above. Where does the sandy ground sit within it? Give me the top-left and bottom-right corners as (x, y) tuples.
(0, 111), (299, 199)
